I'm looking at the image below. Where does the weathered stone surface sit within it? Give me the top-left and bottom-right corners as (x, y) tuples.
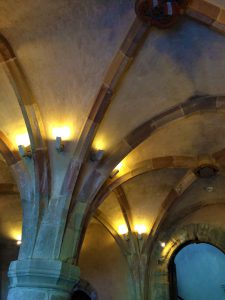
(7, 259), (80, 300)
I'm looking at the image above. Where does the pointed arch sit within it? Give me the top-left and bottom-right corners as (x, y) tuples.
(0, 33), (50, 258)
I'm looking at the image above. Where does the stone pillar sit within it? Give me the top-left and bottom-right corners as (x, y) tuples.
(7, 259), (80, 300)
(151, 271), (170, 300)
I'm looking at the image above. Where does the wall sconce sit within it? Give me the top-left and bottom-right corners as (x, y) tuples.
(18, 145), (32, 158)
(110, 162), (123, 178)
(90, 149), (104, 162)
(118, 224), (129, 240)
(55, 136), (64, 152)
(52, 126), (71, 152)
(134, 224), (147, 240)
(16, 239), (22, 246)
(16, 134), (31, 158)
(110, 169), (119, 178)
(205, 186), (214, 193)
(160, 241), (166, 248)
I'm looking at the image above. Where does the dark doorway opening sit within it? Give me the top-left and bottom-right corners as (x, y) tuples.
(169, 242), (225, 300)
(71, 290), (91, 300)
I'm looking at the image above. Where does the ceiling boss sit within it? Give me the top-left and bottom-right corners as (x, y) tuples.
(135, 0), (188, 28)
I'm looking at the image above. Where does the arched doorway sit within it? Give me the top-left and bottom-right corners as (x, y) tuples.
(169, 243), (225, 300)
(71, 290), (91, 300)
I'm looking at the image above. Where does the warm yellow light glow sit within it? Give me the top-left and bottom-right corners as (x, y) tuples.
(115, 162), (123, 171)
(9, 229), (22, 242)
(17, 240), (22, 245)
(134, 224), (147, 235)
(93, 139), (105, 151)
(118, 224), (128, 235)
(12, 230), (21, 239)
(110, 161), (126, 178)
(160, 242), (166, 248)
(15, 233), (21, 241)
(15, 133), (30, 147)
(52, 126), (71, 140)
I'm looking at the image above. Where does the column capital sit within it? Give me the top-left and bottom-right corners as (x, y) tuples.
(7, 259), (80, 300)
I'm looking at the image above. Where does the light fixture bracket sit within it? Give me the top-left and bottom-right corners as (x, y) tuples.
(55, 136), (64, 152)
(123, 233), (130, 241)
(137, 233), (143, 240)
(18, 145), (32, 158)
(195, 164), (218, 178)
(110, 169), (119, 179)
(90, 149), (104, 162)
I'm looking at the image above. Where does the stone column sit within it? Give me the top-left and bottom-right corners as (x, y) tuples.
(7, 259), (80, 300)
(151, 271), (170, 300)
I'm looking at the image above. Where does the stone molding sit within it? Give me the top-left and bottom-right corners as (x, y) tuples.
(148, 224), (225, 299)
(73, 278), (98, 300)
(186, 0), (225, 35)
(8, 259), (80, 292)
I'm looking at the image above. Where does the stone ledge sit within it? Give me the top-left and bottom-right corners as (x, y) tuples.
(8, 259), (80, 292)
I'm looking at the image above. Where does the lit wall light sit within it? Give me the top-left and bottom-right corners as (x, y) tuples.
(16, 240), (22, 246)
(52, 126), (71, 152)
(160, 241), (166, 248)
(205, 186), (214, 193)
(52, 126), (71, 140)
(16, 134), (31, 158)
(93, 139), (105, 152)
(118, 224), (129, 240)
(116, 162), (123, 171)
(110, 162), (123, 178)
(16, 133), (30, 147)
(12, 232), (22, 246)
(134, 224), (147, 240)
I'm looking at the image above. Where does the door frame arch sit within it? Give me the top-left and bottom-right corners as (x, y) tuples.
(73, 279), (98, 300)
(148, 224), (225, 300)
(168, 240), (225, 299)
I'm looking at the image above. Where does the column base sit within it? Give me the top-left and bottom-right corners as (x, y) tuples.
(7, 259), (80, 300)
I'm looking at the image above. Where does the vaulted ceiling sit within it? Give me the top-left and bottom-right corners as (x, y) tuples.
(0, 0), (225, 269)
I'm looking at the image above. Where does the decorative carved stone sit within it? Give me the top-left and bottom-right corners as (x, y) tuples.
(195, 165), (218, 178)
(135, 0), (187, 28)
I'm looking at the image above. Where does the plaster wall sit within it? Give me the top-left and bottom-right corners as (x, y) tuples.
(99, 193), (125, 231)
(0, 0), (134, 193)
(181, 206), (225, 227)
(0, 195), (21, 240)
(0, 243), (18, 300)
(172, 175), (225, 215)
(0, 0), (134, 142)
(0, 68), (26, 149)
(79, 221), (132, 300)
(122, 169), (185, 231)
(95, 19), (225, 150)
(124, 112), (225, 169)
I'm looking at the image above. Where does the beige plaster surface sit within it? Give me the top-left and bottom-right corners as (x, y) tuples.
(0, 0), (134, 148)
(79, 220), (132, 300)
(94, 19), (225, 151)
(124, 112), (225, 169)
(121, 169), (185, 232)
(99, 192), (125, 231)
